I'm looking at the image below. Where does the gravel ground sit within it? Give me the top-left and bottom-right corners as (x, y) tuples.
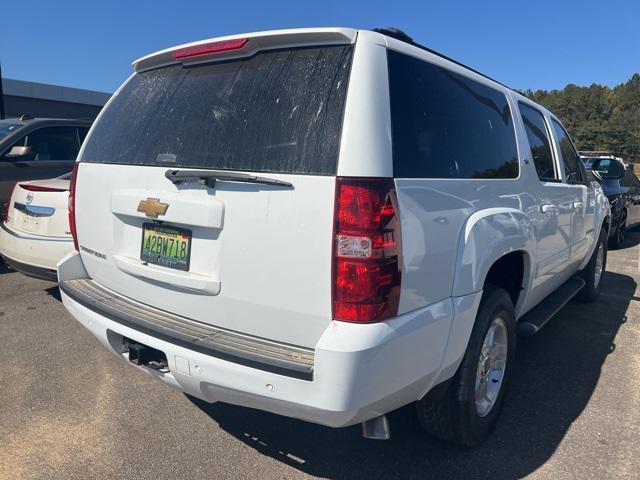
(1, 233), (639, 480)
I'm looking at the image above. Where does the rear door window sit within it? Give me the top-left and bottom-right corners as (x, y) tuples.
(621, 170), (640, 188)
(81, 45), (354, 175)
(518, 103), (558, 182)
(6, 126), (80, 161)
(551, 119), (582, 183)
(387, 50), (519, 179)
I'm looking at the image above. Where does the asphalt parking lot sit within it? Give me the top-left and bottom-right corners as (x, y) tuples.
(1, 235), (639, 480)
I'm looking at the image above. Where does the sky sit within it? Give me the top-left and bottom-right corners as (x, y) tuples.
(1, 0), (638, 94)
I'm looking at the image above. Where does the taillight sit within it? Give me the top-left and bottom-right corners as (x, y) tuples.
(172, 38), (249, 60)
(19, 184), (67, 193)
(332, 177), (402, 323)
(2, 183), (17, 224)
(68, 163), (79, 251)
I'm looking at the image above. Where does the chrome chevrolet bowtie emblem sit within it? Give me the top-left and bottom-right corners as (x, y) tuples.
(137, 198), (169, 219)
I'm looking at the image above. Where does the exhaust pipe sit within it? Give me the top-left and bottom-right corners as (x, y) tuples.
(361, 415), (390, 440)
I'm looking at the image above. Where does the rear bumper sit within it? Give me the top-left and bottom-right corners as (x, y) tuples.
(0, 221), (73, 274)
(2, 255), (58, 281)
(58, 255), (482, 428)
(60, 278), (315, 380)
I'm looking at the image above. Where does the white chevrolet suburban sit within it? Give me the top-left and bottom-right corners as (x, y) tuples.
(58, 27), (611, 446)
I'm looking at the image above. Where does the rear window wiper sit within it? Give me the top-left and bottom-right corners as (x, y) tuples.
(165, 169), (293, 188)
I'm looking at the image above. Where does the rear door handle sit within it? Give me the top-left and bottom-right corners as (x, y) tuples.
(540, 204), (557, 213)
(572, 201), (584, 210)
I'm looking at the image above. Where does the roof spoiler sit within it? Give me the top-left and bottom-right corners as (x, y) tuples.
(132, 28), (357, 73)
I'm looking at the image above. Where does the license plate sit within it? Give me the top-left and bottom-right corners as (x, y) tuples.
(21, 216), (39, 233)
(140, 223), (191, 271)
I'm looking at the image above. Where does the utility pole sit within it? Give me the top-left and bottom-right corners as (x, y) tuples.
(0, 62), (5, 119)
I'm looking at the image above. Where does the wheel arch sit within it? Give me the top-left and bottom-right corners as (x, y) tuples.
(451, 208), (535, 310)
(428, 209), (534, 394)
(483, 251), (530, 309)
(578, 211), (610, 280)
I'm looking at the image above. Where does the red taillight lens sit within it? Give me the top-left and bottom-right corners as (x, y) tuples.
(18, 184), (67, 193)
(332, 177), (402, 323)
(2, 183), (17, 224)
(172, 38), (249, 60)
(68, 163), (79, 251)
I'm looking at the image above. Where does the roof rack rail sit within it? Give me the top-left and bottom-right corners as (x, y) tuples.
(372, 27), (413, 43)
(372, 27), (513, 92)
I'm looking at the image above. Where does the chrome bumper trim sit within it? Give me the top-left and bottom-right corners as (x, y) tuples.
(60, 278), (315, 380)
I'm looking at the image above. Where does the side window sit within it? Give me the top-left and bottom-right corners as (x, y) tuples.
(621, 170), (640, 188)
(388, 51), (519, 179)
(518, 103), (558, 181)
(25, 126), (80, 161)
(551, 119), (582, 183)
(620, 171), (632, 187)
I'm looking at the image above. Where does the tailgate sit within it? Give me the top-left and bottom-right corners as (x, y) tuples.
(75, 164), (335, 347)
(73, 41), (353, 348)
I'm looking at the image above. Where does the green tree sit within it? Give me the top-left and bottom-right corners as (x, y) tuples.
(525, 74), (640, 163)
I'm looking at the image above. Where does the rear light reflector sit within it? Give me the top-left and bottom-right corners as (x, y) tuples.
(332, 177), (402, 323)
(18, 184), (67, 193)
(336, 234), (372, 258)
(68, 163), (79, 251)
(172, 38), (249, 60)
(2, 183), (17, 224)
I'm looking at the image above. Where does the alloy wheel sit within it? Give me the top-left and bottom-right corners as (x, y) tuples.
(475, 317), (508, 417)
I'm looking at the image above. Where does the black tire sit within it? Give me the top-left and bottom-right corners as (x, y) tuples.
(416, 285), (516, 447)
(609, 210), (626, 249)
(578, 228), (608, 302)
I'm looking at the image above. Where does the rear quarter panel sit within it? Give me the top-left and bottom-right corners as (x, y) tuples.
(395, 179), (537, 314)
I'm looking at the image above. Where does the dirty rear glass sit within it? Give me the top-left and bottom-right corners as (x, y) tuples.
(81, 45), (353, 175)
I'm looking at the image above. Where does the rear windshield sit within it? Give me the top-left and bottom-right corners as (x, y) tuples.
(81, 45), (353, 175)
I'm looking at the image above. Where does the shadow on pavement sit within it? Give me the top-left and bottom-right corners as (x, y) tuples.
(45, 286), (62, 302)
(610, 226), (640, 250)
(0, 259), (12, 275)
(189, 270), (635, 479)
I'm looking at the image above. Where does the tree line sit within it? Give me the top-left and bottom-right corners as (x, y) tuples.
(525, 74), (640, 163)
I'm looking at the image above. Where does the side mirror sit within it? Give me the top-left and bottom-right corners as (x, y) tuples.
(5, 146), (34, 158)
(591, 158), (624, 180)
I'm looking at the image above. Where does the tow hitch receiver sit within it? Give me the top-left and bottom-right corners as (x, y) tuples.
(124, 337), (169, 372)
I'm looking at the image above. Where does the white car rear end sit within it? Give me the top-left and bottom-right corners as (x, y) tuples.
(57, 28), (481, 430)
(1, 176), (72, 280)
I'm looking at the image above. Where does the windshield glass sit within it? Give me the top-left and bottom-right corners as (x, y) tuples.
(0, 122), (21, 140)
(81, 45), (353, 175)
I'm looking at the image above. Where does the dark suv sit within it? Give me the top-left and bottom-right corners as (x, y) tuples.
(0, 117), (92, 210)
(591, 159), (640, 248)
